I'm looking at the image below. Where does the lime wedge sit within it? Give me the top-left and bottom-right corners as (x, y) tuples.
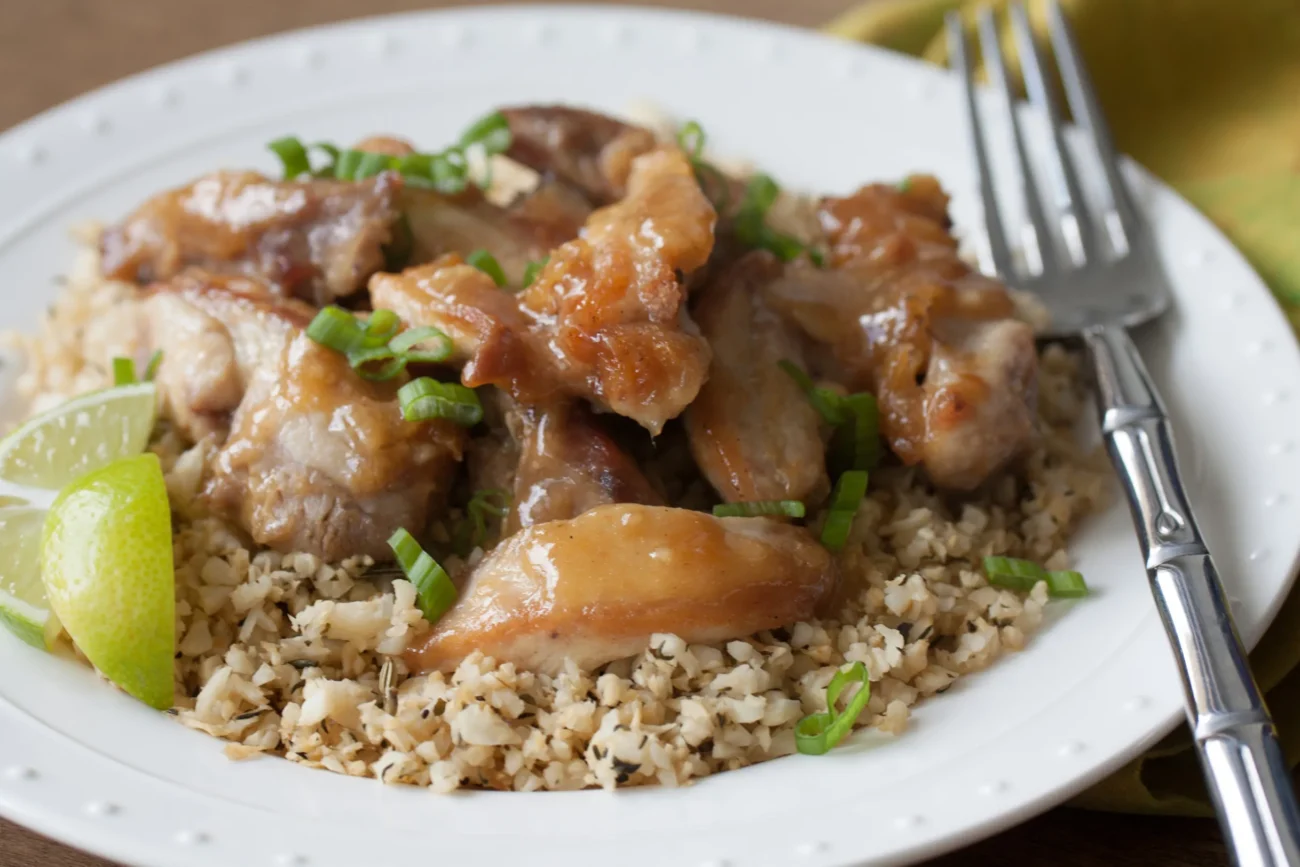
(0, 382), (156, 498)
(42, 453), (175, 709)
(0, 506), (58, 649)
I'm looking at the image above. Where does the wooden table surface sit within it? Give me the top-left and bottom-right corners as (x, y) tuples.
(0, 1), (1226, 865)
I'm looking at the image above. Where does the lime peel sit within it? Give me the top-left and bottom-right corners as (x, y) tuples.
(41, 452), (175, 710)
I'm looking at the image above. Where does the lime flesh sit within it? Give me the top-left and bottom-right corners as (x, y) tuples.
(0, 382), (156, 499)
(41, 453), (175, 709)
(0, 507), (57, 648)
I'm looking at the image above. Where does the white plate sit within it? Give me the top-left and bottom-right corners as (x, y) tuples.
(1, 7), (1297, 867)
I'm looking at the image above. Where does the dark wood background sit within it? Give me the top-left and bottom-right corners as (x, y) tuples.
(0, 1), (1225, 865)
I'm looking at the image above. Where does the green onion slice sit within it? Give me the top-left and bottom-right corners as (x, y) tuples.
(389, 326), (453, 364)
(387, 528), (457, 623)
(897, 177), (914, 193)
(111, 357), (136, 386)
(1046, 570), (1089, 598)
(363, 309), (401, 347)
(829, 392), (881, 473)
(268, 136), (311, 179)
(734, 173), (822, 265)
(346, 345), (406, 382)
(677, 120), (705, 160)
(398, 377), (484, 426)
(143, 350), (163, 382)
(820, 470), (869, 554)
(466, 249), (507, 288)
(459, 111), (512, 156)
(353, 150), (392, 180)
(306, 306), (366, 354)
(712, 501), (806, 519)
(983, 556), (1089, 598)
(453, 488), (512, 556)
(777, 360), (846, 425)
(795, 661), (872, 756)
(522, 256), (549, 288)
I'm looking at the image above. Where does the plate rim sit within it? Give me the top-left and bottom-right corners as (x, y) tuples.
(0, 5), (1296, 867)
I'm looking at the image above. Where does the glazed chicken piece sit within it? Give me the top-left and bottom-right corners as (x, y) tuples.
(505, 401), (662, 534)
(399, 181), (589, 283)
(686, 252), (827, 504)
(764, 176), (1038, 490)
(372, 145), (716, 434)
(102, 170), (401, 306)
(405, 504), (835, 674)
(144, 270), (464, 560)
(500, 105), (658, 205)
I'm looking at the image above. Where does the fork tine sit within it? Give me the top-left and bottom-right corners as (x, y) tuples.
(976, 7), (1055, 276)
(1009, 1), (1094, 265)
(1045, 0), (1139, 251)
(946, 12), (1015, 280)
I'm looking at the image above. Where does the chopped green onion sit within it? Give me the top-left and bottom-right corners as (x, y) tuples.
(779, 361), (881, 473)
(346, 345), (405, 381)
(429, 153), (469, 194)
(808, 248), (827, 268)
(387, 528), (457, 623)
(356, 150), (394, 180)
(364, 309), (401, 347)
(677, 120), (705, 160)
(522, 256), (549, 288)
(453, 488), (511, 556)
(1046, 570), (1089, 598)
(897, 177), (914, 193)
(143, 350), (163, 382)
(268, 136), (312, 179)
(829, 392), (881, 473)
(306, 306), (367, 354)
(735, 174), (822, 265)
(333, 148), (362, 180)
(777, 360), (845, 425)
(398, 377), (483, 426)
(467, 249), (507, 288)
(795, 661), (871, 755)
(982, 556), (1089, 598)
(982, 555), (1047, 592)
(389, 326), (453, 364)
(458, 111), (512, 156)
(820, 470), (869, 554)
(111, 357), (136, 386)
(712, 501), (806, 519)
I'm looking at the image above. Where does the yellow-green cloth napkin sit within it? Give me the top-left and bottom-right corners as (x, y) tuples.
(827, 0), (1300, 815)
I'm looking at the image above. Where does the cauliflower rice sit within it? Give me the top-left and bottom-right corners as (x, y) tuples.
(4, 235), (1110, 792)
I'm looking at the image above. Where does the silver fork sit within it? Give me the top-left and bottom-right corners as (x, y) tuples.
(948, 4), (1300, 863)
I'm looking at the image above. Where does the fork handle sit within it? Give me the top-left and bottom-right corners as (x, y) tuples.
(1086, 324), (1300, 867)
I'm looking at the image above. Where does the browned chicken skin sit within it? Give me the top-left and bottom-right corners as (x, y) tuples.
(145, 270), (464, 560)
(405, 504), (835, 675)
(686, 252), (828, 503)
(102, 171), (401, 306)
(372, 145), (716, 434)
(400, 182), (589, 284)
(765, 177), (1038, 490)
(506, 401), (662, 534)
(500, 105), (657, 205)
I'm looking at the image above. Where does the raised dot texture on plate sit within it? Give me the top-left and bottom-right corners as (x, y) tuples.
(978, 781), (1009, 796)
(84, 801), (119, 817)
(4, 765), (37, 781)
(1058, 741), (1086, 757)
(19, 145), (47, 165)
(368, 32), (397, 55)
(275, 856), (308, 867)
(795, 841), (828, 856)
(1250, 549), (1270, 562)
(175, 830), (210, 845)
(895, 815), (925, 829)
(1265, 493), (1287, 507)
(1123, 696), (1151, 712)
(219, 64), (249, 86)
